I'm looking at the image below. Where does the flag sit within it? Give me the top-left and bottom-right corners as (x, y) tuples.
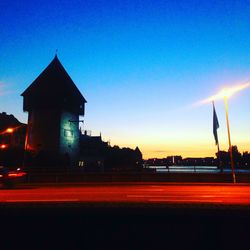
(213, 101), (219, 145)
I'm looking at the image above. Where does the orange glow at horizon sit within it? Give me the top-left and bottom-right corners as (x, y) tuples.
(110, 133), (250, 159)
(142, 148), (217, 159)
(137, 139), (250, 159)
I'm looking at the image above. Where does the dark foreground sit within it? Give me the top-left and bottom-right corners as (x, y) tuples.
(1, 183), (250, 250)
(1, 204), (250, 250)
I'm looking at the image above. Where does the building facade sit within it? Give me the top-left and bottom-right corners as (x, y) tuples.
(0, 112), (26, 167)
(21, 55), (86, 168)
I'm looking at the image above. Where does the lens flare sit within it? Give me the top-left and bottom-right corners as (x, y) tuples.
(199, 82), (250, 105)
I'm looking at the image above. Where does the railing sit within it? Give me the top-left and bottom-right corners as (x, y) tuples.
(24, 171), (250, 184)
(157, 165), (219, 173)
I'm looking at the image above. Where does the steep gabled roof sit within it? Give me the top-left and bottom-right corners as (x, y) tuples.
(0, 112), (24, 131)
(21, 55), (87, 103)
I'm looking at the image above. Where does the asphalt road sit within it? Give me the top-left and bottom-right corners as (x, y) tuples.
(1, 182), (250, 207)
(1, 183), (250, 249)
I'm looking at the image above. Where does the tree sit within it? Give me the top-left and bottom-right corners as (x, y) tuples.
(230, 145), (242, 168)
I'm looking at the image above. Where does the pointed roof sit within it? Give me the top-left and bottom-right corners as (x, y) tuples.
(135, 146), (142, 156)
(0, 112), (22, 131)
(21, 55), (87, 103)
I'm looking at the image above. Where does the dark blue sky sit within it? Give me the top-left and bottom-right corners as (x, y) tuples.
(1, 0), (250, 157)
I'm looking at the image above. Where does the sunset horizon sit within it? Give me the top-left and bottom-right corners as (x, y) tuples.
(1, 0), (250, 159)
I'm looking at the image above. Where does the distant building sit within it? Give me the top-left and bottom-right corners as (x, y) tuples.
(79, 130), (109, 171)
(0, 112), (26, 149)
(21, 55), (86, 168)
(78, 130), (143, 172)
(182, 157), (215, 166)
(0, 112), (26, 167)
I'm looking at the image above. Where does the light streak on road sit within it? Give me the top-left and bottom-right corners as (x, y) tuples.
(1, 183), (250, 206)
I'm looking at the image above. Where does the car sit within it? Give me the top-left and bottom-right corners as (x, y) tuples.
(0, 166), (27, 188)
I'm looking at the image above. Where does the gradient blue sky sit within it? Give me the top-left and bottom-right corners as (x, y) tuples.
(1, 0), (250, 158)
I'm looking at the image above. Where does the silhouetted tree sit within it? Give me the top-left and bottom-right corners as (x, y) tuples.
(104, 145), (143, 172)
(216, 151), (230, 168)
(242, 151), (250, 169)
(230, 145), (242, 168)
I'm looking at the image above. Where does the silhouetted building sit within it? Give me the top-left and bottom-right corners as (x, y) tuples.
(104, 145), (143, 172)
(78, 131), (143, 172)
(144, 156), (216, 167)
(0, 112), (26, 149)
(242, 151), (250, 168)
(145, 156), (183, 166)
(182, 157), (215, 166)
(0, 112), (26, 167)
(21, 55), (86, 168)
(0, 112), (21, 130)
(134, 146), (143, 165)
(79, 131), (108, 171)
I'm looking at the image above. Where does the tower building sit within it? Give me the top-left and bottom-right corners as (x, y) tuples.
(21, 55), (86, 167)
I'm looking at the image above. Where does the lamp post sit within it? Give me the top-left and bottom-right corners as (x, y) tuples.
(200, 82), (250, 183)
(223, 96), (236, 183)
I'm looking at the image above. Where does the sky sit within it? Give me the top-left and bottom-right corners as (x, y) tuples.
(1, 0), (250, 159)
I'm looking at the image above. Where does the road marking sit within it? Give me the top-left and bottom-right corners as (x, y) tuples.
(148, 199), (223, 203)
(127, 195), (216, 198)
(127, 195), (184, 198)
(137, 189), (164, 192)
(127, 195), (148, 198)
(5, 199), (80, 202)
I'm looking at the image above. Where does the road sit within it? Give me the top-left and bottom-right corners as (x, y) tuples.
(1, 182), (250, 249)
(1, 182), (250, 206)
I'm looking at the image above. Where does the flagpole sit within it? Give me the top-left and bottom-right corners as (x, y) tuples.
(212, 101), (222, 172)
(216, 140), (222, 172)
(224, 97), (236, 183)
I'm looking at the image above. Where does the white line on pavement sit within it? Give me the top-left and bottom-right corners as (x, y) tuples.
(5, 199), (80, 202)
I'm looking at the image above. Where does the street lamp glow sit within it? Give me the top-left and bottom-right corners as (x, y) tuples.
(0, 144), (7, 149)
(197, 81), (250, 183)
(5, 128), (14, 133)
(200, 82), (250, 104)
(202, 82), (250, 183)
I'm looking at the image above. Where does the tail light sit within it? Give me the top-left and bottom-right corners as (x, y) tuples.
(8, 172), (26, 177)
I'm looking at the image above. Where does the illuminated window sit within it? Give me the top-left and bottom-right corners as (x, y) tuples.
(79, 161), (84, 167)
(64, 129), (74, 137)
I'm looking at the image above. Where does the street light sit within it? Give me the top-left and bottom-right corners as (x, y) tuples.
(5, 128), (14, 134)
(0, 144), (7, 149)
(0, 127), (14, 135)
(223, 94), (236, 183)
(200, 82), (250, 184)
(5, 128), (14, 133)
(200, 83), (250, 104)
(0, 128), (14, 150)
